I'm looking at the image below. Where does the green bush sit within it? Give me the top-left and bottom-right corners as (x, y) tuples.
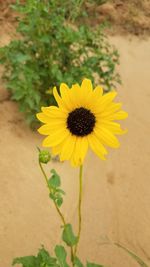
(0, 0), (120, 125)
(87, 0), (108, 5)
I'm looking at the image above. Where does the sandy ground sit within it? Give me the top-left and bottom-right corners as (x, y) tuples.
(1, 1), (150, 36)
(0, 35), (150, 267)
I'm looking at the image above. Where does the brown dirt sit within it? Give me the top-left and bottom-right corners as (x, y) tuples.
(84, 0), (150, 36)
(0, 24), (150, 267)
(0, 0), (150, 36)
(0, 0), (17, 25)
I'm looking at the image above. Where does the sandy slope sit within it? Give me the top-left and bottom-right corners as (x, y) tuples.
(0, 36), (150, 267)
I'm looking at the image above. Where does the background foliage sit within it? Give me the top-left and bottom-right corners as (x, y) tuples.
(0, 0), (120, 125)
(12, 245), (104, 267)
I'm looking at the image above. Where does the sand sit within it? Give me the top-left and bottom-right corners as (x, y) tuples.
(0, 36), (150, 267)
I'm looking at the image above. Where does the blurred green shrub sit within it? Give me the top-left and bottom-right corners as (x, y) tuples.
(0, 0), (120, 126)
(86, 0), (108, 5)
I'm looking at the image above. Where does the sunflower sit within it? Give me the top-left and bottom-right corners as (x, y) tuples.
(37, 79), (128, 167)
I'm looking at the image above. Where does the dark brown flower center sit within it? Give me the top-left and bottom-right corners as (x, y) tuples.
(67, 107), (96, 136)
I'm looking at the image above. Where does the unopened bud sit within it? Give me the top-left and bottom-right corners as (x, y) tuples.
(39, 150), (51, 164)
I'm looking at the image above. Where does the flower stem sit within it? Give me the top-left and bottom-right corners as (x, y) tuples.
(74, 165), (83, 257)
(38, 161), (74, 265)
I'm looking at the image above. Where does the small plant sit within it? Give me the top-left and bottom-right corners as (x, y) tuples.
(0, 0), (120, 125)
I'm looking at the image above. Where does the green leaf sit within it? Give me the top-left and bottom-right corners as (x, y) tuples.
(37, 246), (58, 266)
(12, 256), (38, 267)
(49, 169), (61, 188)
(62, 224), (78, 246)
(12, 246), (58, 267)
(40, 35), (51, 44)
(115, 243), (149, 267)
(56, 188), (66, 195)
(14, 53), (31, 63)
(74, 257), (84, 267)
(25, 97), (35, 109)
(49, 192), (55, 201)
(56, 196), (63, 207)
(11, 90), (25, 100)
(55, 245), (69, 267)
(87, 262), (104, 267)
(48, 169), (64, 207)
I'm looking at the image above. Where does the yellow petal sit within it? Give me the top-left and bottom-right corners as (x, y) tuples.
(97, 91), (117, 112)
(79, 137), (89, 162)
(37, 108), (67, 129)
(81, 78), (93, 94)
(97, 121), (127, 135)
(106, 110), (128, 121)
(86, 85), (103, 111)
(93, 85), (103, 97)
(53, 86), (62, 106)
(52, 143), (63, 155)
(94, 127), (120, 148)
(42, 128), (69, 147)
(60, 83), (73, 111)
(88, 91), (118, 115)
(71, 137), (88, 167)
(70, 83), (91, 108)
(41, 106), (67, 118)
(100, 103), (122, 117)
(60, 134), (76, 161)
(71, 83), (83, 107)
(60, 83), (70, 92)
(38, 124), (53, 135)
(38, 123), (65, 135)
(53, 86), (68, 111)
(88, 134), (107, 160)
(36, 113), (52, 123)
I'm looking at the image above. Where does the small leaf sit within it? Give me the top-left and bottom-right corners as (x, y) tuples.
(49, 192), (56, 201)
(56, 196), (63, 207)
(12, 256), (38, 267)
(74, 257), (84, 267)
(37, 246), (58, 266)
(55, 245), (69, 267)
(56, 188), (66, 195)
(40, 35), (51, 44)
(12, 246), (58, 267)
(49, 169), (61, 188)
(14, 53), (31, 63)
(62, 224), (78, 246)
(11, 90), (25, 100)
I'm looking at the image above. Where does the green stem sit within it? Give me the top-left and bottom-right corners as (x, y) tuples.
(74, 165), (83, 257)
(39, 161), (74, 265)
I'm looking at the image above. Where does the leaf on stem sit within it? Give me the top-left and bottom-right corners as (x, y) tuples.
(48, 169), (65, 207)
(62, 224), (78, 246)
(37, 246), (58, 266)
(74, 257), (84, 267)
(49, 169), (61, 188)
(12, 256), (38, 267)
(55, 245), (69, 267)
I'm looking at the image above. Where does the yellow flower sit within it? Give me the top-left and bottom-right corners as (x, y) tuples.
(37, 79), (128, 167)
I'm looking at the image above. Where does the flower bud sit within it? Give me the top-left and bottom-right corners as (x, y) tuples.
(39, 150), (51, 164)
